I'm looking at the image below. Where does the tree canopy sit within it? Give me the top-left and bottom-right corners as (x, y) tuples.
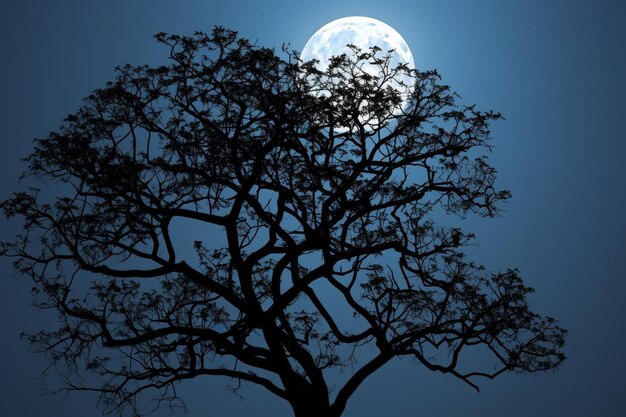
(1, 28), (565, 417)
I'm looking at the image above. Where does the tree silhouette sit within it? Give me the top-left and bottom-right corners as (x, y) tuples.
(1, 28), (565, 417)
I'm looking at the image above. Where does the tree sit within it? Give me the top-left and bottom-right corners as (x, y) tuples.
(1, 28), (565, 417)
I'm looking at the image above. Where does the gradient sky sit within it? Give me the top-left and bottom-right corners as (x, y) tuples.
(1, 1), (624, 416)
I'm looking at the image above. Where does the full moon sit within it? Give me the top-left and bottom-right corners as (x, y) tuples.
(300, 16), (415, 114)
(301, 16), (414, 73)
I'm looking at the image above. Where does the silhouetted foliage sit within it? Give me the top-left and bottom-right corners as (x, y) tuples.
(1, 28), (565, 417)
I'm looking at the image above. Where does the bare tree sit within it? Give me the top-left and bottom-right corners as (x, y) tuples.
(1, 28), (565, 417)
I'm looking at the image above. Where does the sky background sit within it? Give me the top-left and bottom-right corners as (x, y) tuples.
(1, 1), (624, 416)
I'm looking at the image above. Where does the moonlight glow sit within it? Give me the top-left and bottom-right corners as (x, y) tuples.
(300, 16), (415, 115)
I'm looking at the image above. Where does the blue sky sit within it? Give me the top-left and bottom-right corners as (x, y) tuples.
(1, 1), (624, 416)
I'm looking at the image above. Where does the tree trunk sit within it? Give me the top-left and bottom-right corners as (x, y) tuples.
(292, 403), (337, 417)
(289, 392), (338, 417)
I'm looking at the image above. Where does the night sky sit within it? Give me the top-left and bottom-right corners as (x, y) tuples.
(1, 1), (624, 416)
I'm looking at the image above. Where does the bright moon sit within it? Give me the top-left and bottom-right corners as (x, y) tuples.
(301, 16), (414, 73)
(300, 16), (415, 114)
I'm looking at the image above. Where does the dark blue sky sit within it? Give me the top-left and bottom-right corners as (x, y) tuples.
(1, 1), (624, 416)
